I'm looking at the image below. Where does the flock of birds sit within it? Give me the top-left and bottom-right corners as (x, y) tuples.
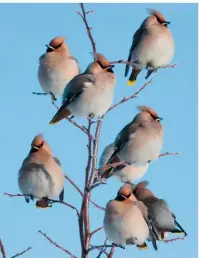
(17, 8), (187, 253)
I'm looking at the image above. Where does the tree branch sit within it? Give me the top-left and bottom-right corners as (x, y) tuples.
(90, 226), (104, 238)
(0, 239), (6, 258)
(78, 3), (97, 55)
(4, 193), (80, 218)
(108, 246), (115, 258)
(10, 247), (32, 258)
(65, 174), (105, 211)
(159, 152), (180, 158)
(163, 236), (185, 243)
(106, 75), (156, 114)
(38, 231), (78, 258)
(89, 119), (103, 187)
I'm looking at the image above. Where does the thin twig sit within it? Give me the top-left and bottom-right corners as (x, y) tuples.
(90, 226), (104, 238)
(163, 236), (185, 243)
(0, 239), (6, 258)
(110, 60), (133, 66)
(64, 175), (105, 211)
(85, 119), (93, 190)
(109, 60), (177, 69)
(4, 193), (80, 218)
(78, 3), (96, 54)
(65, 174), (84, 197)
(10, 247), (32, 258)
(96, 239), (108, 258)
(98, 161), (128, 173)
(159, 152), (179, 158)
(87, 245), (114, 253)
(89, 119), (103, 187)
(38, 231), (77, 258)
(50, 199), (80, 218)
(51, 101), (89, 136)
(108, 246), (115, 258)
(106, 75), (156, 114)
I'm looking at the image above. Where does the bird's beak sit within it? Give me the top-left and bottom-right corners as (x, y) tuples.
(105, 65), (115, 73)
(163, 21), (170, 26)
(156, 117), (163, 122)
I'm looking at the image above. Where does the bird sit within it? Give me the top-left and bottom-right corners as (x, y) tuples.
(49, 53), (116, 124)
(18, 134), (65, 208)
(101, 106), (163, 179)
(125, 9), (175, 85)
(132, 181), (187, 240)
(38, 36), (80, 101)
(103, 183), (158, 250)
(98, 143), (149, 183)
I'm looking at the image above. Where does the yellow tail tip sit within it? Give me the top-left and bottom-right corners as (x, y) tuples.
(137, 243), (148, 250)
(173, 231), (185, 235)
(127, 80), (136, 86)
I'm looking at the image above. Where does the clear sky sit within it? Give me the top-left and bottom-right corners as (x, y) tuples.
(0, 3), (197, 258)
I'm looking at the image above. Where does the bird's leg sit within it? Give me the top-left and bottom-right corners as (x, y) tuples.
(87, 113), (95, 121)
(112, 243), (125, 249)
(25, 195), (34, 203)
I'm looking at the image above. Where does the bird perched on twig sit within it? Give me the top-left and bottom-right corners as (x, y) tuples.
(104, 183), (158, 250)
(132, 181), (187, 240)
(98, 143), (149, 183)
(18, 134), (64, 208)
(125, 9), (174, 85)
(100, 106), (163, 181)
(37, 36), (80, 101)
(49, 53), (116, 124)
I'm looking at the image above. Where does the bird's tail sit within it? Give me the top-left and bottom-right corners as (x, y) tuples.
(172, 220), (187, 236)
(49, 105), (71, 125)
(127, 68), (141, 86)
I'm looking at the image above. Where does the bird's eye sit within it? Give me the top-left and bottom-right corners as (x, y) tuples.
(38, 142), (44, 148)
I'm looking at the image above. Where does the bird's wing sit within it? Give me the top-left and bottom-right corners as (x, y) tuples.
(62, 73), (96, 107)
(107, 122), (140, 164)
(125, 27), (146, 76)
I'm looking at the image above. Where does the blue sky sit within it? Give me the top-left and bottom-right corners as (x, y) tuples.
(0, 3), (197, 258)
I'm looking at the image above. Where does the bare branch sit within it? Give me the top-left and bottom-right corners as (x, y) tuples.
(87, 244), (114, 253)
(159, 152), (180, 158)
(65, 175), (105, 211)
(65, 174), (84, 197)
(96, 239), (108, 258)
(106, 75), (156, 114)
(10, 247), (32, 258)
(4, 193), (25, 198)
(85, 119), (94, 189)
(110, 60), (134, 66)
(38, 231), (78, 258)
(78, 3), (96, 55)
(90, 226), (104, 238)
(0, 239), (6, 258)
(89, 119), (103, 187)
(98, 161), (128, 173)
(109, 60), (177, 69)
(108, 246), (115, 258)
(4, 193), (80, 218)
(163, 236), (186, 243)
